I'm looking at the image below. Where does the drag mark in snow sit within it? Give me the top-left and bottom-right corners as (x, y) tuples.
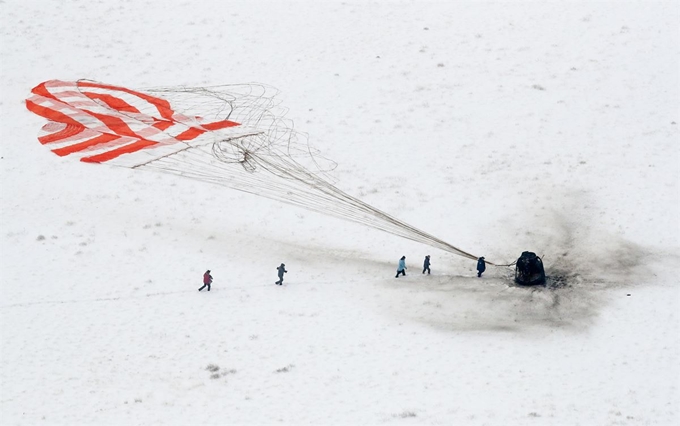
(0, 290), (193, 308)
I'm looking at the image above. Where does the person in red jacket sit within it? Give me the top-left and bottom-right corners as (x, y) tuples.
(199, 270), (213, 291)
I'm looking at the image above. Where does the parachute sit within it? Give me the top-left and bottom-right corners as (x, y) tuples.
(26, 79), (487, 262)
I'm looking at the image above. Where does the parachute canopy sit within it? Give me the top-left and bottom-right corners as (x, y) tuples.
(25, 80), (246, 166)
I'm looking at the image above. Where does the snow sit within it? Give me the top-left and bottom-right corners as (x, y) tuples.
(1, 1), (679, 425)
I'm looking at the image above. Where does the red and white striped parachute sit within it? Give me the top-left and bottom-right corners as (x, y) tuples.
(25, 79), (483, 262)
(25, 80), (246, 166)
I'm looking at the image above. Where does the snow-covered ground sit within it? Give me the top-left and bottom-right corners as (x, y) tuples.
(1, 1), (678, 425)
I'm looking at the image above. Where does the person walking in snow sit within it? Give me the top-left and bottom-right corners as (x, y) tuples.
(423, 255), (431, 275)
(275, 263), (287, 285)
(395, 256), (407, 278)
(199, 270), (213, 291)
(477, 257), (486, 278)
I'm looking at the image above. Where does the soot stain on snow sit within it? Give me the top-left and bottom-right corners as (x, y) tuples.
(384, 276), (604, 333)
(538, 205), (652, 291)
(514, 190), (652, 287)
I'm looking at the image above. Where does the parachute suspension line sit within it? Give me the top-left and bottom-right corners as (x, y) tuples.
(138, 133), (480, 262)
(133, 84), (488, 262)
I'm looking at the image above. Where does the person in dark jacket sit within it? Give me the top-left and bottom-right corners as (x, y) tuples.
(476, 257), (486, 277)
(275, 263), (287, 285)
(199, 270), (213, 291)
(395, 256), (407, 278)
(422, 255), (431, 274)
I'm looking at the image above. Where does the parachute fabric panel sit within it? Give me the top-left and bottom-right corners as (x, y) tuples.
(25, 80), (240, 165)
(26, 80), (485, 262)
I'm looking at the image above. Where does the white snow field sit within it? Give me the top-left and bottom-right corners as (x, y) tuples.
(1, 1), (678, 425)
